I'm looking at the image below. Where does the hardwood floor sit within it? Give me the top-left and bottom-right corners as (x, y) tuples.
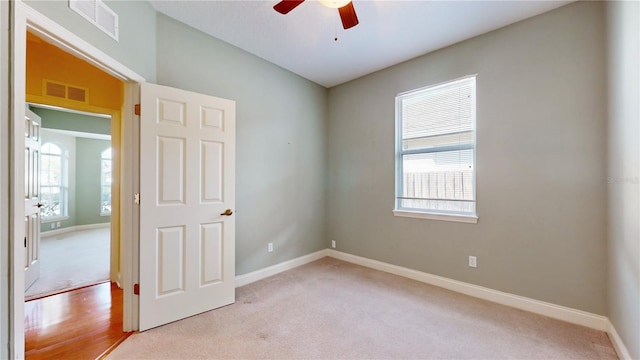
(25, 282), (132, 360)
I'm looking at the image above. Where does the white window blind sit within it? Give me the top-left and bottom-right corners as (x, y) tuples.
(395, 76), (476, 218)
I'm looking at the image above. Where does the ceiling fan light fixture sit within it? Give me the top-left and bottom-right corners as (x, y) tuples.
(318, 0), (351, 9)
(273, 0), (359, 30)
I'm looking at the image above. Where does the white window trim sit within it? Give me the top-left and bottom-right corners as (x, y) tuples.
(100, 147), (112, 216)
(41, 142), (69, 219)
(393, 75), (478, 222)
(392, 210), (478, 224)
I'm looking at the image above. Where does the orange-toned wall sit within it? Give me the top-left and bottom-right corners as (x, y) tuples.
(26, 32), (123, 111)
(26, 32), (123, 282)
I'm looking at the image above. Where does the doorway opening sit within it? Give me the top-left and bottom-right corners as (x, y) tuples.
(10, 3), (144, 357)
(25, 104), (113, 300)
(22, 27), (130, 357)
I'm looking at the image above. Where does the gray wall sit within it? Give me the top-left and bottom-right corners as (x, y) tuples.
(32, 107), (112, 232)
(39, 129), (76, 231)
(327, 1), (607, 314)
(35, 107), (111, 135)
(606, 1), (640, 358)
(156, 14), (328, 275)
(37, 136), (111, 233)
(24, 0), (156, 82)
(75, 138), (111, 226)
(13, 2), (639, 354)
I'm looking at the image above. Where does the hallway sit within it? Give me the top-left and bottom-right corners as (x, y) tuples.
(25, 282), (130, 359)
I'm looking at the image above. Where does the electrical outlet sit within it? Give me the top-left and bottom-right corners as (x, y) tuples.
(50, 223), (55, 229)
(56, 221), (61, 228)
(268, 243), (273, 253)
(468, 256), (477, 268)
(331, 240), (336, 249)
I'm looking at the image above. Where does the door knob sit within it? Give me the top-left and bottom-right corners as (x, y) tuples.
(220, 209), (233, 216)
(36, 203), (43, 208)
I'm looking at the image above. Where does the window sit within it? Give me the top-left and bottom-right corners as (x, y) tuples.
(394, 76), (477, 223)
(100, 147), (112, 215)
(41, 143), (68, 218)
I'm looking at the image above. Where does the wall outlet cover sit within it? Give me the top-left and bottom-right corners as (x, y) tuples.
(469, 256), (477, 268)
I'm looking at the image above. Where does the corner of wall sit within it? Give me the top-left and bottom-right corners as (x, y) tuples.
(605, 1), (640, 359)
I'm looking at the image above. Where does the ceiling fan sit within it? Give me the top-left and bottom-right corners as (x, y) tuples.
(273, 0), (359, 30)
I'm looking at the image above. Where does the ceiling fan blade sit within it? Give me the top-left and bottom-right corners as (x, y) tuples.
(338, 2), (359, 29)
(273, 0), (305, 14)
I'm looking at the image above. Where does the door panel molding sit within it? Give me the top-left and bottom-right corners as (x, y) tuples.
(24, 107), (41, 291)
(139, 83), (236, 331)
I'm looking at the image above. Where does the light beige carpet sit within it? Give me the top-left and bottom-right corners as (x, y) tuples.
(107, 257), (617, 359)
(25, 227), (110, 300)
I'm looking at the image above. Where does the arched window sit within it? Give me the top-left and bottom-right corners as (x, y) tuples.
(41, 143), (68, 218)
(101, 148), (112, 215)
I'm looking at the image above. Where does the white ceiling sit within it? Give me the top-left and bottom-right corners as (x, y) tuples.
(149, 0), (572, 88)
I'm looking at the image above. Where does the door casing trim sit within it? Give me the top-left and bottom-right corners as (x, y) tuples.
(10, 2), (144, 357)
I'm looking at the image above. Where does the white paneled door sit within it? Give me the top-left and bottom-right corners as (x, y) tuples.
(24, 107), (41, 290)
(139, 83), (236, 331)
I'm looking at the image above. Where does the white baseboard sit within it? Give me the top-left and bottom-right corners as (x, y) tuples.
(235, 249), (329, 288)
(326, 249), (608, 331)
(233, 248), (629, 358)
(607, 319), (633, 360)
(41, 222), (110, 238)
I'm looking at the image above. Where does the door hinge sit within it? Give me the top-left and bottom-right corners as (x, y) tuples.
(24, 237), (27, 247)
(134, 193), (140, 205)
(134, 104), (140, 116)
(134, 283), (140, 295)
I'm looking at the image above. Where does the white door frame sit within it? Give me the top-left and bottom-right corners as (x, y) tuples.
(1, 1), (11, 359)
(8, 2), (144, 358)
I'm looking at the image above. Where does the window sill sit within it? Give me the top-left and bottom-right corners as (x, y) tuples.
(392, 210), (478, 224)
(41, 216), (69, 223)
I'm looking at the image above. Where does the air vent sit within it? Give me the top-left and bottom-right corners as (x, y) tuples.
(70, 0), (96, 22)
(69, 0), (119, 41)
(44, 80), (89, 104)
(67, 86), (87, 102)
(45, 82), (66, 99)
